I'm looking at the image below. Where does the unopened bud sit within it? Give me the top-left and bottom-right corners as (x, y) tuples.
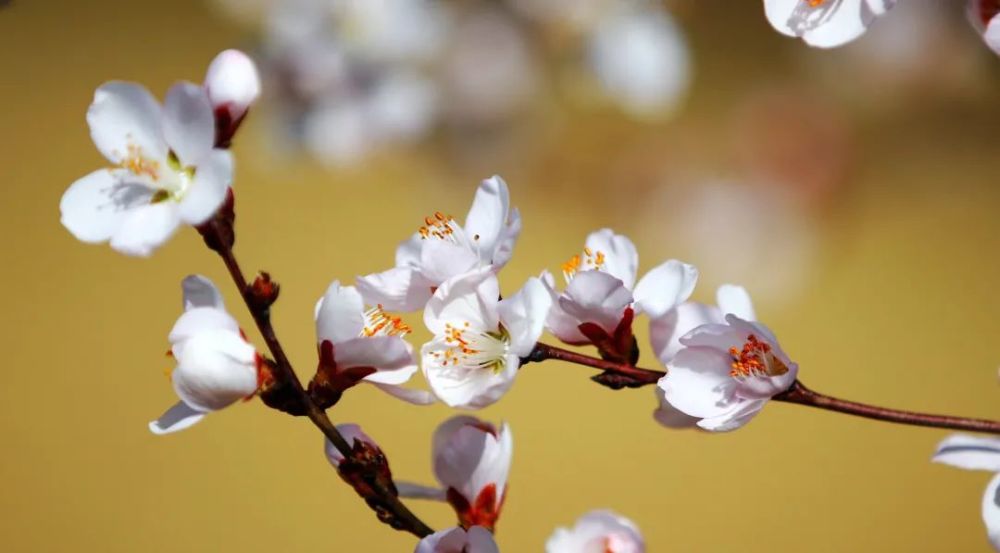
(204, 49), (261, 147)
(249, 272), (280, 311)
(258, 358), (308, 416)
(326, 424), (401, 526)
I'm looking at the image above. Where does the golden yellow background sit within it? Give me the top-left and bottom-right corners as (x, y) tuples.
(3, 0), (1000, 551)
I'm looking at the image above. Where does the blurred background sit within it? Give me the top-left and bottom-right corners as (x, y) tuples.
(2, 0), (1000, 550)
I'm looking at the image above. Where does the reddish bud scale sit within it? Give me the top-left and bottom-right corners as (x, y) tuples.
(577, 307), (639, 366)
(195, 188), (236, 253)
(972, 0), (1000, 27)
(257, 357), (309, 416)
(336, 440), (403, 529)
(308, 341), (376, 409)
(446, 483), (504, 532)
(248, 272), (280, 311)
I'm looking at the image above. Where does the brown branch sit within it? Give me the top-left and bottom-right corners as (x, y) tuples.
(528, 342), (1000, 435)
(203, 219), (434, 538)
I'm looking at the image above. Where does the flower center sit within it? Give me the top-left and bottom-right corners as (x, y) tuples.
(728, 334), (788, 379)
(419, 211), (460, 242)
(361, 305), (411, 337)
(118, 144), (195, 204)
(431, 322), (509, 374)
(561, 247), (606, 283)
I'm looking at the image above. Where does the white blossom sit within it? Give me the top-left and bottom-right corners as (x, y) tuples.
(764, 0), (896, 48)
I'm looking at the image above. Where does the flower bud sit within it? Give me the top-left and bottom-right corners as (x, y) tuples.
(204, 49), (261, 146)
(433, 417), (512, 531)
(249, 271), (280, 311)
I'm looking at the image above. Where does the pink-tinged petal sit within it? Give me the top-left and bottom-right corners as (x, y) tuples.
(177, 149), (233, 225)
(498, 277), (552, 356)
(324, 424), (377, 467)
(369, 382), (437, 405)
(204, 49), (261, 119)
(985, 14), (1000, 55)
(651, 387), (700, 429)
(315, 281), (366, 344)
(422, 339), (515, 409)
(433, 417), (512, 506)
(169, 307), (240, 353)
(423, 268), (500, 335)
(148, 401), (207, 435)
(933, 435), (1000, 472)
(108, 201), (181, 257)
(463, 175), (513, 265)
(415, 526), (498, 553)
(396, 233), (426, 267)
(649, 302), (723, 365)
(492, 206), (521, 269)
(658, 347), (737, 419)
(539, 270), (587, 344)
(182, 275), (225, 310)
(716, 284), (755, 321)
(559, 270), (633, 336)
(546, 510), (644, 553)
(87, 81), (166, 164)
(983, 473), (1000, 551)
(335, 336), (413, 372)
(60, 169), (151, 244)
(678, 320), (745, 352)
(420, 239), (480, 285)
(163, 82), (216, 166)
(584, 228), (638, 289)
(633, 259), (698, 318)
(696, 398), (768, 432)
(171, 329), (257, 412)
(357, 266), (436, 313)
(466, 526), (501, 553)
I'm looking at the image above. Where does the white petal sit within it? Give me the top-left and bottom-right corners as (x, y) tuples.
(649, 302), (722, 365)
(546, 510), (644, 553)
(396, 233), (426, 267)
(423, 268), (500, 336)
(632, 259), (698, 319)
(169, 306), (240, 351)
(584, 228), (639, 289)
(171, 329), (257, 412)
(357, 266), (435, 313)
(422, 339), (515, 409)
(433, 417), (512, 505)
(148, 401), (207, 435)
(182, 275), (225, 310)
(204, 49), (261, 119)
(498, 277), (552, 357)
(933, 435), (1000, 472)
(763, 0), (806, 37)
(765, 0), (895, 49)
(416, 527), (498, 553)
(396, 481), (448, 501)
(108, 201), (182, 257)
(177, 149), (233, 225)
(87, 81), (166, 164)
(493, 206), (522, 269)
(651, 387), (700, 429)
(463, 175), (512, 265)
(716, 284), (755, 320)
(335, 336), (414, 372)
(696, 398), (768, 432)
(163, 82), (216, 166)
(419, 239), (480, 286)
(559, 270), (633, 336)
(466, 526), (501, 553)
(60, 169), (149, 244)
(986, 15), (1000, 55)
(315, 281), (366, 344)
(983, 473), (1000, 551)
(658, 347), (737, 419)
(369, 382), (437, 405)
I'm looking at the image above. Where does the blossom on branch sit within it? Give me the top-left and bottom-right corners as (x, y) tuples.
(433, 416), (512, 531)
(763, 0), (896, 48)
(546, 510), (645, 553)
(358, 176), (521, 312)
(204, 49), (261, 146)
(542, 228), (697, 363)
(149, 276), (261, 434)
(61, 77), (234, 256)
(657, 313), (798, 431)
(312, 280), (434, 405)
(415, 526), (499, 553)
(421, 268), (550, 409)
(932, 434), (1000, 551)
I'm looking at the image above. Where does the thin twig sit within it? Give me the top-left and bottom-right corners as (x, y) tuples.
(205, 220), (434, 538)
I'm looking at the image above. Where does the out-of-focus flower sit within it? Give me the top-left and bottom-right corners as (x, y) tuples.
(932, 434), (1000, 551)
(150, 276), (260, 434)
(969, 0), (1000, 55)
(541, 229), (697, 359)
(650, 285), (755, 429)
(415, 526), (500, 553)
(313, 281), (434, 404)
(61, 81), (234, 256)
(421, 269), (550, 409)
(433, 416), (513, 530)
(204, 49), (261, 145)
(546, 510), (644, 553)
(657, 314), (798, 431)
(764, 0), (896, 48)
(587, 2), (690, 120)
(358, 176), (521, 313)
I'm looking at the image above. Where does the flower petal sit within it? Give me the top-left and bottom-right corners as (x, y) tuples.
(357, 266), (436, 313)
(696, 398), (768, 432)
(171, 329), (257, 412)
(633, 259), (698, 318)
(463, 175), (512, 265)
(649, 302), (722, 365)
(498, 276), (552, 356)
(651, 387), (700, 429)
(325, 424), (377, 467)
(493, 206), (522, 269)
(369, 382), (437, 405)
(716, 284), (755, 321)
(169, 306), (240, 352)
(658, 347), (737, 419)
(204, 49), (261, 120)
(433, 417), (512, 506)
(335, 336), (414, 372)
(182, 274), (225, 310)
(396, 233), (426, 267)
(933, 435), (1000, 472)
(466, 526), (501, 553)
(148, 401), (207, 435)
(315, 281), (366, 344)
(559, 270), (633, 336)
(422, 339), (515, 409)
(177, 149), (233, 225)
(163, 81), (216, 166)
(584, 228), (639, 289)
(60, 169), (150, 244)
(983, 473), (1000, 551)
(108, 201), (182, 257)
(396, 481), (448, 501)
(423, 268), (500, 336)
(87, 81), (166, 164)
(419, 239), (480, 285)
